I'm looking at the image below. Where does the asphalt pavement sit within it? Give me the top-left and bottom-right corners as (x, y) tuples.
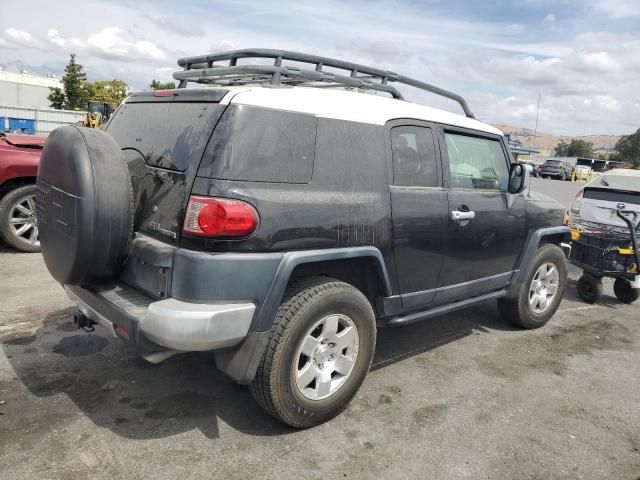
(0, 176), (638, 480)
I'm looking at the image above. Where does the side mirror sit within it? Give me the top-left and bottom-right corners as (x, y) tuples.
(508, 163), (532, 194)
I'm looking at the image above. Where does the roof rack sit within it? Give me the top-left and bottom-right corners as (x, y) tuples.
(174, 49), (475, 118)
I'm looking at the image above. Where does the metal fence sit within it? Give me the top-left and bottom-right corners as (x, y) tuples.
(0, 105), (84, 136)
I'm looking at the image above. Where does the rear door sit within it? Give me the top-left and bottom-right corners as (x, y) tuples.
(105, 89), (228, 244)
(436, 126), (526, 302)
(389, 121), (448, 309)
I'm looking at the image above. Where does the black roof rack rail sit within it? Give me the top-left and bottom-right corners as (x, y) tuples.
(173, 49), (475, 119)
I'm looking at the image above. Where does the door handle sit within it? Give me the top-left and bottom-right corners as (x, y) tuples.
(451, 210), (476, 222)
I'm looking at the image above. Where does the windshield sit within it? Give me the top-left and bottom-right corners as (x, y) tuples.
(545, 160), (561, 166)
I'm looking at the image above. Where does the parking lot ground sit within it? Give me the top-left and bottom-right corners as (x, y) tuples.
(1, 250), (639, 479)
(1, 176), (638, 480)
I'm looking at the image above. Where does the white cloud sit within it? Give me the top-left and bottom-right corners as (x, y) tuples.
(4, 28), (41, 48)
(543, 13), (556, 25)
(46, 29), (66, 47)
(506, 23), (525, 33)
(595, 0), (640, 18)
(86, 27), (166, 62)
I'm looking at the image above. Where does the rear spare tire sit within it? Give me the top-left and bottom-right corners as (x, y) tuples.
(36, 125), (133, 285)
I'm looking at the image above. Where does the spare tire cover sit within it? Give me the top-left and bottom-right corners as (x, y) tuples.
(36, 126), (133, 285)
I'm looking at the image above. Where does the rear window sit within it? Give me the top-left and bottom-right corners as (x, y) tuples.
(198, 105), (316, 183)
(545, 160), (561, 166)
(107, 102), (224, 171)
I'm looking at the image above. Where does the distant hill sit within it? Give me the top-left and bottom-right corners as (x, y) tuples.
(493, 124), (620, 153)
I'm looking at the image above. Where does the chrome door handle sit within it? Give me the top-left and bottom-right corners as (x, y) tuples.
(451, 210), (476, 222)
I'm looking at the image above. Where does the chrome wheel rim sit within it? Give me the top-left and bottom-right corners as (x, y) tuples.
(294, 314), (359, 401)
(8, 194), (39, 246)
(529, 262), (559, 314)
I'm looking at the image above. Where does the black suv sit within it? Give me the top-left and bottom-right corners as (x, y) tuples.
(36, 50), (569, 428)
(540, 158), (574, 181)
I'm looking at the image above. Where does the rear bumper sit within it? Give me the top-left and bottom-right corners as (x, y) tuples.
(64, 284), (254, 353)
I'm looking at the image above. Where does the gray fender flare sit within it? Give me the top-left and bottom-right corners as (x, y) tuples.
(505, 226), (570, 299)
(215, 246), (392, 384)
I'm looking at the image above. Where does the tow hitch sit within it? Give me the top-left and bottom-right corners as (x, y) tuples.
(73, 310), (96, 332)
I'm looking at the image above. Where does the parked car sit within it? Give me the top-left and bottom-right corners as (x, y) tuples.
(540, 159), (574, 181)
(0, 133), (45, 252)
(36, 49), (570, 428)
(568, 168), (640, 303)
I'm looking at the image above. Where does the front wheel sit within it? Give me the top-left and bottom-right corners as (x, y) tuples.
(498, 244), (567, 329)
(613, 278), (639, 304)
(0, 185), (41, 253)
(249, 277), (376, 428)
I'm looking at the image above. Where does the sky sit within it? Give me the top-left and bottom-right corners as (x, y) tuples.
(1, 0), (639, 136)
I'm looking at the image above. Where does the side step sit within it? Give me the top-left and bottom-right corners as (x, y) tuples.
(380, 290), (506, 327)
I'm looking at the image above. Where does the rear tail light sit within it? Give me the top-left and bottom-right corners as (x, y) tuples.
(570, 190), (583, 214)
(183, 196), (259, 238)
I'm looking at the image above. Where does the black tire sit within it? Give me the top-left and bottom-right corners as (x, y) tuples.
(498, 244), (567, 329)
(561, 171), (567, 181)
(613, 278), (639, 304)
(577, 273), (603, 304)
(36, 126), (133, 285)
(249, 277), (376, 428)
(0, 185), (41, 253)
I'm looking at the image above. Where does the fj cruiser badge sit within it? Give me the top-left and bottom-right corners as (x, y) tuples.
(149, 222), (177, 239)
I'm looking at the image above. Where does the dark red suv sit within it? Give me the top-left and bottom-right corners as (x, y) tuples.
(0, 133), (45, 252)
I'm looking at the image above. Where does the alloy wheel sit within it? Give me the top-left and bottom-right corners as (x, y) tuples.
(8, 194), (39, 247)
(294, 314), (360, 400)
(529, 262), (560, 313)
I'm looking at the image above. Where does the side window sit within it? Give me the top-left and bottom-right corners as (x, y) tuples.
(444, 133), (509, 190)
(391, 126), (439, 187)
(198, 105), (316, 183)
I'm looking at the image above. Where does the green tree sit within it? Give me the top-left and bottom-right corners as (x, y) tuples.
(87, 80), (130, 109)
(553, 139), (594, 158)
(613, 129), (640, 168)
(47, 87), (65, 109)
(150, 79), (176, 90)
(48, 53), (89, 110)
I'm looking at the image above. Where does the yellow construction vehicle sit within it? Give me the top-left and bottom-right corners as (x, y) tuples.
(79, 101), (112, 128)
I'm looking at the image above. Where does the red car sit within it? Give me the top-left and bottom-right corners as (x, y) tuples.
(0, 133), (45, 252)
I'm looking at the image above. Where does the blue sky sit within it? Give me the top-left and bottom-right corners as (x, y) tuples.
(1, 0), (639, 135)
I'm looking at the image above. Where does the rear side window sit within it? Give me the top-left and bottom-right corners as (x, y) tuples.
(444, 133), (509, 190)
(107, 102), (224, 171)
(198, 105), (316, 183)
(391, 125), (439, 187)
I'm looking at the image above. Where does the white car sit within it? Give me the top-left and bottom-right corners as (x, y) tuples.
(569, 168), (640, 235)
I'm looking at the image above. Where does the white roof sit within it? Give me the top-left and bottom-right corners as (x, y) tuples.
(0, 70), (62, 88)
(220, 86), (502, 136)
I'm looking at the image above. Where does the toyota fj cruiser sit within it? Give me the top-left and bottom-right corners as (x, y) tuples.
(36, 49), (570, 428)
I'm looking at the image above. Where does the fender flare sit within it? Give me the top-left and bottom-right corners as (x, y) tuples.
(505, 226), (570, 299)
(251, 246), (392, 332)
(215, 246), (392, 385)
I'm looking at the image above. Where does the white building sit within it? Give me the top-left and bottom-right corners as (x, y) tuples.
(0, 70), (62, 109)
(0, 70), (84, 135)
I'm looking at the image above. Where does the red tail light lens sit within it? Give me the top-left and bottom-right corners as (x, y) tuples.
(183, 196), (259, 238)
(570, 190), (583, 214)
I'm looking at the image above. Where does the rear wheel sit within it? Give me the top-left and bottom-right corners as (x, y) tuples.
(0, 185), (40, 253)
(561, 171), (567, 181)
(498, 244), (567, 329)
(249, 277), (376, 428)
(577, 273), (603, 304)
(613, 278), (639, 304)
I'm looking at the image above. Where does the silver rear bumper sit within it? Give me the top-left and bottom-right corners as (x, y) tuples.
(64, 285), (254, 352)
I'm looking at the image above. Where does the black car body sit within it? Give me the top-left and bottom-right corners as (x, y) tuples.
(36, 49), (570, 427)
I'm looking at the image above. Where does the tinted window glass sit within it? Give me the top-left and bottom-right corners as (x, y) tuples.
(198, 105), (316, 183)
(107, 102), (223, 171)
(391, 126), (438, 187)
(444, 133), (508, 190)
